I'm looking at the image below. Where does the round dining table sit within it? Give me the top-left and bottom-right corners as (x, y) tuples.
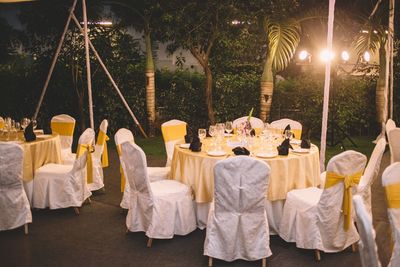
(169, 136), (321, 232)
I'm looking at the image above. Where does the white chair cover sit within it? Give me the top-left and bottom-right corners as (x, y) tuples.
(32, 129), (93, 209)
(388, 128), (400, 163)
(279, 150), (367, 252)
(386, 119), (396, 134)
(161, 119), (187, 167)
(121, 141), (196, 239)
(89, 119), (108, 191)
(0, 143), (32, 231)
(115, 128), (170, 209)
(51, 114), (76, 164)
(356, 138), (386, 218)
(232, 116), (264, 131)
(270, 118), (303, 139)
(204, 156), (272, 262)
(353, 195), (381, 267)
(382, 162), (400, 267)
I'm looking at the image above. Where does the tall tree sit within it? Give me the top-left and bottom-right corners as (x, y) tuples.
(109, 0), (161, 136)
(160, 0), (238, 124)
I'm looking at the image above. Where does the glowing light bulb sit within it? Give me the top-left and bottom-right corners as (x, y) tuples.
(363, 51), (371, 62)
(341, 51), (349, 61)
(320, 49), (334, 62)
(299, 50), (309, 61)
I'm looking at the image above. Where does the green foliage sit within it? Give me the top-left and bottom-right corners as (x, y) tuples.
(271, 73), (377, 136)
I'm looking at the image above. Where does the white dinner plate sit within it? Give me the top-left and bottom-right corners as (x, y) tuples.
(36, 134), (52, 139)
(256, 152), (278, 158)
(291, 148), (310, 154)
(179, 143), (191, 149)
(207, 150), (226, 157)
(224, 133), (233, 137)
(290, 139), (302, 145)
(227, 140), (241, 147)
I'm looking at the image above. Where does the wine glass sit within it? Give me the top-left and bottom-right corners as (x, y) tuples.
(198, 128), (206, 141)
(21, 118), (29, 131)
(225, 121), (233, 135)
(284, 129), (293, 140)
(209, 125), (216, 150)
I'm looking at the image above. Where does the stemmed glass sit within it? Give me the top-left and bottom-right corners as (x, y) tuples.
(198, 128), (206, 141)
(21, 118), (29, 131)
(209, 125), (216, 150)
(225, 121), (233, 135)
(284, 129), (293, 140)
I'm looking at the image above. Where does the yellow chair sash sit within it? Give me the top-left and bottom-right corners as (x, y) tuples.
(0, 121), (4, 129)
(96, 130), (109, 168)
(385, 183), (400, 209)
(325, 171), (363, 231)
(161, 124), (186, 142)
(291, 129), (302, 139)
(51, 121), (75, 136)
(76, 144), (94, 184)
(116, 144), (126, 192)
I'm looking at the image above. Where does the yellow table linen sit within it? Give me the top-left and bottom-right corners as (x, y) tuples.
(0, 134), (63, 182)
(170, 138), (320, 203)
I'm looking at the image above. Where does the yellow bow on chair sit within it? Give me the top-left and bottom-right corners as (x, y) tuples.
(116, 144), (126, 192)
(385, 183), (400, 209)
(96, 130), (109, 168)
(76, 144), (94, 184)
(325, 171), (363, 231)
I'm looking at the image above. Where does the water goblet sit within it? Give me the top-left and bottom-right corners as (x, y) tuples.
(198, 128), (206, 141)
(225, 121), (233, 135)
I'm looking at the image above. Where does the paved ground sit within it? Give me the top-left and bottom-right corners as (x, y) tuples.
(0, 147), (393, 267)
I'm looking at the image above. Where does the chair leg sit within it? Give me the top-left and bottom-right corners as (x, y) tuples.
(208, 257), (213, 267)
(147, 238), (153, 248)
(351, 243), (357, 252)
(74, 207), (80, 215)
(314, 249), (321, 261)
(262, 258), (266, 267)
(24, 224), (28, 235)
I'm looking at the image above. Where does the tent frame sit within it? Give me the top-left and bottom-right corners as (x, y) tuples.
(32, 0), (148, 137)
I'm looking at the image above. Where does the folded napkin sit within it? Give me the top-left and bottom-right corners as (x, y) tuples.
(24, 122), (36, 142)
(300, 128), (311, 149)
(184, 125), (193, 143)
(43, 125), (52, 135)
(249, 128), (256, 137)
(232, 146), (250, 156)
(277, 138), (292, 156)
(189, 135), (202, 152)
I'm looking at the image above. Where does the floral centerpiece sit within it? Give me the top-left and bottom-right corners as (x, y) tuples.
(237, 108), (255, 136)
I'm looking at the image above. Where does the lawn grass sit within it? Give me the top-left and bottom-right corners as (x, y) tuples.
(133, 135), (376, 165)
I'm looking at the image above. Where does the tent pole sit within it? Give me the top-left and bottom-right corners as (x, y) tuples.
(82, 0), (94, 129)
(33, 0), (78, 120)
(319, 0), (336, 172)
(389, 0), (394, 119)
(71, 14), (148, 138)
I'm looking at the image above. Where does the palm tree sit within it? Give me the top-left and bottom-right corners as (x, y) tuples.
(260, 18), (301, 121)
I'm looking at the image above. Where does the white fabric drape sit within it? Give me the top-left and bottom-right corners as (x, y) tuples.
(0, 143), (32, 231)
(204, 156), (272, 262)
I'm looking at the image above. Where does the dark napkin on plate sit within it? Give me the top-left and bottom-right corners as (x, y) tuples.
(232, 146), (250, 156)
(184, 125), (193, 143)
(300, 128), (311, 149)
(277, 138), (292, 156)
(189, 135), (202, 152)
(24, 122), (36, 142)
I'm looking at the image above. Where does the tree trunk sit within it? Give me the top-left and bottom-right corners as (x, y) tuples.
(145, 30), (156, 137)
(204, 65), (215, 124)
(376, 46), (387, 126)
(260, 56), (274, 122)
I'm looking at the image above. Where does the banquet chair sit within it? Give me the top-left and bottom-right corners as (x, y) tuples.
(51, 114), (76, 164)
(88, 119), (109, 191)
(115, 128), (170, 209)
(386, 119), (396, 134)
(388, 128), (400, 163)
(161, 119), (187, 167)
(382, 162), (400, 267)
(279, 150), (367, 261)
(32, 129), (93, 213)
(270, 118), (302, 139)
(204, 156), (272, 267)
(121, 141), (196, 246)
(0, 143), (32, 234)
(353, 195), (381, 267)
(232, 116), (264, 135)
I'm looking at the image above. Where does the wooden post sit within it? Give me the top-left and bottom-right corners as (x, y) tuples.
(33, 0), (78, 120)
(82, 0), (94, 129)
(71, 14), (148, 138)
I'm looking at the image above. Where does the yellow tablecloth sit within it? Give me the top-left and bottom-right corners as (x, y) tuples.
(170, 138), (320, 203)
(0, 134), (62, 182)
